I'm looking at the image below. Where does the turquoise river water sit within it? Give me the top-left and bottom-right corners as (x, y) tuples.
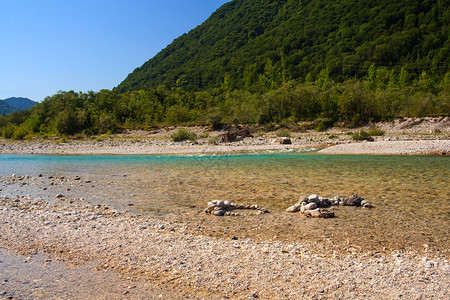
(0, 152), (449, 254)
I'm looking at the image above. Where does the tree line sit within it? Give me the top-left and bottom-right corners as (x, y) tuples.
(1, 66), (448, 139)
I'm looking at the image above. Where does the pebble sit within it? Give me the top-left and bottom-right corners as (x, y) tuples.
(302, 202), (318, 212)
(308, 194), (320, 203)
(308, 208), (334, 218)
(422, 257), (434, 268)
(286, 205), (300, 213)
(213, 210), (226, 216)
(298, 196), (308, 203)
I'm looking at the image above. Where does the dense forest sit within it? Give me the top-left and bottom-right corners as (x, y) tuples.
(0, 0), (449, 139)
(117, 0), (449, 92)
(1, 74), (448, 139)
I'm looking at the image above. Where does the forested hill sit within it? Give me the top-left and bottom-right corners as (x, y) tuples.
(0, 98), (36, 115)
(116, 0), (449, 92)
(0, 101), (16, 115)
(3, 97), (36, 111)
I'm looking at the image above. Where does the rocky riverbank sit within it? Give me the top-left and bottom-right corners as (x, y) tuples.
(319, 140), (450, 155)
(0, 117), (449, 155)
(1, 196), (449, 299)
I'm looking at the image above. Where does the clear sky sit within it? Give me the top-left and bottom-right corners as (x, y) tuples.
(0, 0), (230, 102)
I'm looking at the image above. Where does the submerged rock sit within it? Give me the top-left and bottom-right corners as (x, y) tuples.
(342, 194), (364, 206)
(331, 196), (340, 206)
(205, 201), (268, 217)
(308, 194), (320, 203)
(305, 208), (335, 218)
(301, 202), (317, 212)
(361, 200), (375, 208)
(286, 205), (300, 213)
(212, 209), (226, 216)
(297, 196), (308, 204)
(286, 193), (374, 218)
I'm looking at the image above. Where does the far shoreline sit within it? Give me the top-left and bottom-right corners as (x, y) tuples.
(1, 117), (449, 156)
(0, 141), (449, 156)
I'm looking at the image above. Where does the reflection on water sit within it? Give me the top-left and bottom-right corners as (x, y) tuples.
(1, 153), (449, 254)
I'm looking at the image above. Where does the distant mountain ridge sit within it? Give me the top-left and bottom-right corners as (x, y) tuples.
(116, 0), (449, 92)
(0, 101), (16, 115)
(0, 97), (36, 115)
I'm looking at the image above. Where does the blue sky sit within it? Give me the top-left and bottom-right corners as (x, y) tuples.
(0, 0), (230, 101)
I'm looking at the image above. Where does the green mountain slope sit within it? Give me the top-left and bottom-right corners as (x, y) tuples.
(0, 101), (17, 115)
(117, 0), (449, 92)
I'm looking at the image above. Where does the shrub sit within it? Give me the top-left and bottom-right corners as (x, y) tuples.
(171, 128), (197, 142)
(367, 127), (385, 136)
(12, 124), (30, 140)
(208, 136), (220, 144)
(2, 124), (16, 139)
(276, 128), (291, 137)
(315, 117), (334, 132)
(352, 130), (374, 141)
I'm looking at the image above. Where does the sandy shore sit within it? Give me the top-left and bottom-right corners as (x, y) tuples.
(1, 196), (448, 299)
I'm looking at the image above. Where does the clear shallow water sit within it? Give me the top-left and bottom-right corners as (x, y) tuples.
(1, 153), (449, 254)
(0, 248), (177, 299)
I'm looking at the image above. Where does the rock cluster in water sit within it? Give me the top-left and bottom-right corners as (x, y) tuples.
(286, 194), (374, 218)
(204, 200), (269, 216)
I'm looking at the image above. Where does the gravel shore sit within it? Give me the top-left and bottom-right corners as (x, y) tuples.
(1, 196), (449, 299)
(1, 117), (449, 298)
(319, 140), (450, 155)
(0, 117), (448, 156)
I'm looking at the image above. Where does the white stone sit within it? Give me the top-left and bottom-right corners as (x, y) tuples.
(286, 205), (300, 213)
